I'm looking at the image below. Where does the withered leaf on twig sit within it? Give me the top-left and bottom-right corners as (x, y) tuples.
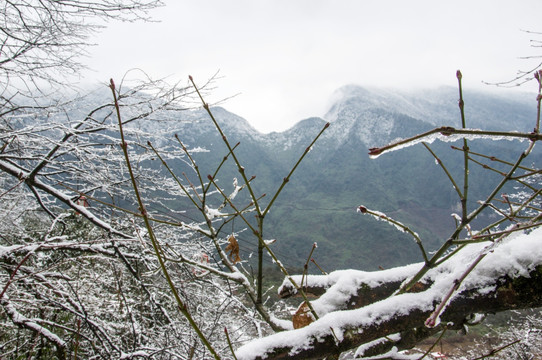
(292, 301), (314, 329)
(225, 234), (241, 264)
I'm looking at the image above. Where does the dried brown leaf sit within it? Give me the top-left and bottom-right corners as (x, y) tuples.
(225, 234), (241, 264)
(292, 301), (314, 329)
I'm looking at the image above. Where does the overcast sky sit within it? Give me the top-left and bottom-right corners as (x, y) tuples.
(84, 0), (542, 133)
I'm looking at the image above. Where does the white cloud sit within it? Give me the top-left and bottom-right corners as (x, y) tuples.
(83, 0), (542, 133)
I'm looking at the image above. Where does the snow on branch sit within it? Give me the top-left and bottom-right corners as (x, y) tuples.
(0, 241), (139, 261)
(2, 297), (67, 354)
(368, 127), (542, 159)
(0, 159), (132, 239)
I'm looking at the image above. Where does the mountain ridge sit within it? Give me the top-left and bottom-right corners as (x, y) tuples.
(197, 85), (536, 146)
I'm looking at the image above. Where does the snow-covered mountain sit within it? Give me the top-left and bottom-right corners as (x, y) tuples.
(158, 85), (539, 271)
(325, 85), (534, 129)
(174, 85), (536, 151)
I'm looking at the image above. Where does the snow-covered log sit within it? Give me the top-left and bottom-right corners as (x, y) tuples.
(236, 227), (542, 359)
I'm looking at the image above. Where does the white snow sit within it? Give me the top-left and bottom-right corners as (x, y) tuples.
(280, 264), (420, 302)
(119, 351), (150, 359)
(354, 333), (401, 357)
(204, 205), (225, 220)
(359, 346), (420, 360)
(229, 177), (242, 201)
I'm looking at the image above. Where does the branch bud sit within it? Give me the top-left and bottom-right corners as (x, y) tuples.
(439, 127), (455, 136)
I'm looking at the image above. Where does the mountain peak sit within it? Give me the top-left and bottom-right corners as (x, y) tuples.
(324, 85), (536, 132)
(210, 107), (260, 136)
(324, 85), (454, 125)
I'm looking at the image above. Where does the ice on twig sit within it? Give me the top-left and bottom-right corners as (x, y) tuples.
(204, 205), (225, 220)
